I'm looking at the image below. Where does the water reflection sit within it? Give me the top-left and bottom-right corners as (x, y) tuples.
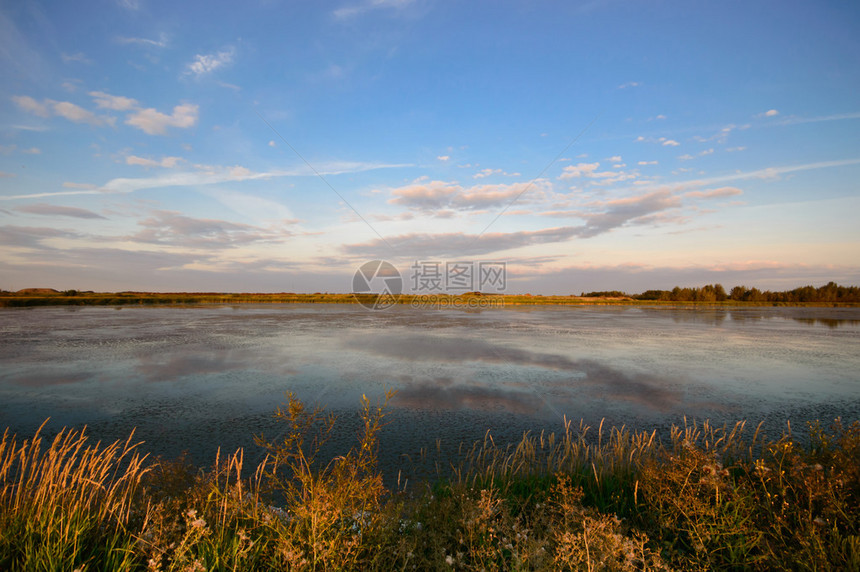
(0, 304), (858, 470)
(394, 375), (544, 414)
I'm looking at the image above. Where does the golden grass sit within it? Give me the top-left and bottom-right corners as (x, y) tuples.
(2, 406), (859, 570)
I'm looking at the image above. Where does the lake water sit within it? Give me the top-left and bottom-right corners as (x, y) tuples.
(1, 304), (858, 476)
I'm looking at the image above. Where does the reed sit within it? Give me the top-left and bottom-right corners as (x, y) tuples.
(1, 406), (858, 570)
(0, 420), (149, 570)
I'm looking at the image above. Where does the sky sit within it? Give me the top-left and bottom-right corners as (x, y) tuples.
(1, 0), (859, 295)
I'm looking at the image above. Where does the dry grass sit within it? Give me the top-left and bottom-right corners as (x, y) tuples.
(2, 403), (858, 571)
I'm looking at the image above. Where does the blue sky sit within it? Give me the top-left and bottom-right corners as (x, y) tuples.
(1, 0), (859, 294)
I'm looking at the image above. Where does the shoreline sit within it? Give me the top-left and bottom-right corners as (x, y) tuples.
(2, 291), (859, 308)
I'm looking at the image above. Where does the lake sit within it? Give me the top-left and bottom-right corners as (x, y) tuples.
(1, 304), (858, 477)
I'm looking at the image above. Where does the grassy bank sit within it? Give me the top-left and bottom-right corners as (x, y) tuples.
(2, 396), (858, 570)
(2, 290), (859, 308)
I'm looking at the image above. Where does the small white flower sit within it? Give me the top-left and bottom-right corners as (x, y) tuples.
(445, 554), (454, 565)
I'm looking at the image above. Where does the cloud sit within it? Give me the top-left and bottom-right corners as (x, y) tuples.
(22, 147), (41, 154)
(436, 155), (450, 161)
(51, 101), (113, 126)
(387, 179), (551, 213)
(128, 210), (290, 248)
(694, 123), (751, 144)
(758, 109), (779, 117)
(89, 91), (139, 111)
(125, 103), (198, 135)
(638, 160), (658, 166)
(607, 156), (622, 162)
(474, 168), (501, 179)
(558, 162), (600, 179)
(0, 225), (83, 248)
(774, 112), (860, 126)
(558, 162), (638, 186)
(13, 96), (113, 126)
(11, 95), (50, 117)
(16, 203), (107, 219)
(2, 161), (410, 202)
(126, 155), (184, 168)
(683, 186), (743, 199)
(662, 139), (680, 147)
(349, 189), (685, 259)
(185, 48), (235, 78)
(575, 190), (682, 238)
(0, 171), (15, 178)
(268, 140), (276, 147)
(618, 81), (640, 89)
(115, 33), (167, 48)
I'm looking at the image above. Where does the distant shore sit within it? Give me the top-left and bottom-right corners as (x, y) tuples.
(2, 289), (859, 308)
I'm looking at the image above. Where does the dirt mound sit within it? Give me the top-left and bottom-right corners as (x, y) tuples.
(15, 288), (60, 294)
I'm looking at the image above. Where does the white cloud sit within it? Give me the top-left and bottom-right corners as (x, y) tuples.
(618, 81), (640, 89)
(186, 48), (235, 78)
(474, 168), (502, 179)
(607, 156), (622, 162)
(125, 103), (199, 135)
(13, 95), (114, 126)
(22, 147), (40, 154)
(638, 161), (658, 166)
(759, 109), (779, 117)
(437, 155), (450, 161)
(662, 139), (680, 147)
(268, 140), (276, 147)
(126, 155), (184, 168)
(11, 95), (50, 117)
(89, 91), (139, 111)
(559, 162), (600, 179)
(51, 101), (113, 126)
(116, 33), (168, 48)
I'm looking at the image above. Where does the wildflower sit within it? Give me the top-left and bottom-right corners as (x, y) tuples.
(190, 517), (207, 529)
(813, 464), (824, 472)
(702, 464), (716, 476)
(445, 554), (455, 566)
(813, 517), (827, 527)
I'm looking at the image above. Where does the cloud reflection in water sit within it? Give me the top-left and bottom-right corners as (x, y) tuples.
(347, 335), (691, 414)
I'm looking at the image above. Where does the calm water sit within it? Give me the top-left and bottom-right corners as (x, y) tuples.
(1, 304), (859, 474)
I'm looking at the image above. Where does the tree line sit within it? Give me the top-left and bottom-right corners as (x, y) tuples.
(582, 281), (860, 303)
